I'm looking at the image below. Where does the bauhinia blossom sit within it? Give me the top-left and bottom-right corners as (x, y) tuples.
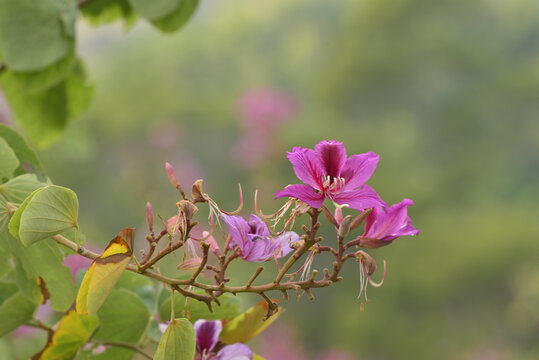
(360, 199), (420, 249)
(221, 214), (297, 262)
(195, 319), (252, 360)
(275, 140), (385, 211)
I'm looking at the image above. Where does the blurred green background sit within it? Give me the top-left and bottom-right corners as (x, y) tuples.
(7, 0), (539, 358)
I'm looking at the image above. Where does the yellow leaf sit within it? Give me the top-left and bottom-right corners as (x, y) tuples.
(220, 300), (281, 344)
(35, 310), (98, 360)
(76, 228), (134, 315)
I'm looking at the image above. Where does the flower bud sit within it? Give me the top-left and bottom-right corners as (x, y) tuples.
(146, 202), (154, 232)
(165, 162), (180, 188)
(203, 231), (221, 256)
(337, 215), (354, 238)
(334, 207), (343, 225)
(350, 208), (372, 230)
(191, 179), (205, 203)
(321, 205), (339, 227)
(177, 200), (198, 220)
(177, 257), (202, 271)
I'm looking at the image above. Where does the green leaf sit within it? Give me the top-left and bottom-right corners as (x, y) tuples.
(151, 0), (199, 33)
(5, 234), (77, 312)
(129, 0), (179, 20)
(0, 194), (11, 232)
(0, 281), (18, 305)
(14, 259), (42, 304)
(0, 291), (37, 337)
(154, 318), (196, 360)
(0, 174), (48, 203)
(0, 137), (19, 180)
(80, 0), (136, 27)
(92, 288), (151, 360)
(8, 187), (43, 239)
(38, 311), (99, 360)
(159, 289), (241, 323)
(220, 300), (281, 344)
(14, 185), (78, 246)
(0, 60), (94, 148)
(5, 53), (76, 93)
(0, 0), (76, 71)
(0, 247), (11, 280)
(0, 124), (45, 177)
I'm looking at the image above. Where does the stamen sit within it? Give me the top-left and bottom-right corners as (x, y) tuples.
(366, 260), (386, 288)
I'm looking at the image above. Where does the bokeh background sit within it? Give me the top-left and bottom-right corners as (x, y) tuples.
(5, 0), (539, 359)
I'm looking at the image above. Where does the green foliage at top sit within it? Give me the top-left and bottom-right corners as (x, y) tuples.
(0, 0), (200, 148)
(0, 0), (76, 71)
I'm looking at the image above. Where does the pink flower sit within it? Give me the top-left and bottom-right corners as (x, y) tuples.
(221, 214), (297, 262)
(360, 199), (420, 248)
(276, 140), (385, 211)
(193, 319), (253, 360)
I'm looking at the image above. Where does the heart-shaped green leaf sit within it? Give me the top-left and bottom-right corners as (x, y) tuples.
(10, 185), (78, 246)
(154, 318), (196, 360)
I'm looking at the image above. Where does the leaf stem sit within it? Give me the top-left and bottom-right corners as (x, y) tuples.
(91, 340), (153, 360)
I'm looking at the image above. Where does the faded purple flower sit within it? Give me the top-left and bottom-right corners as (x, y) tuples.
(194, 319), (253, 360)
(275, 140), (385, 211)
(360, 199), (420, 248)
(221, 214), (297, 262)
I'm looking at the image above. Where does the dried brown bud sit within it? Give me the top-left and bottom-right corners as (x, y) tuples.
(355, 250), (377, 275)
(294, 200), (311, 216)
(177, 200), (198, 220)
(191, 179), (205, 203)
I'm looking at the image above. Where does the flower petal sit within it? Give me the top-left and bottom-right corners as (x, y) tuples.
(275, 184), (325, 209)
(315, 140), (347, 178)
(193, 319), (222, 354)
(215, 343), (253, 360)
(340, 152), (379, 191)
(287, 147), (323, 189)
(332, 185), (385, 211)
(248, 214), (270, 238)
(272, 231), (298, 259)
(241, 238), (269, 262)
(221, 214), (250, 248)
(364, 199), (420, 241)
